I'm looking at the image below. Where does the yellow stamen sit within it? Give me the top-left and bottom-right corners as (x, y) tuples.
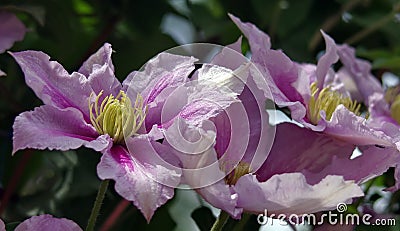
(224, 162), (251, 185)
(385, 86), (400, 105)
(386, 87), (400, 124)
(307, 82), (361, 125)
(89, 90), (147, 143)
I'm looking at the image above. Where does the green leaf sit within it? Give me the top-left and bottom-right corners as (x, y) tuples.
(5, 221), (20, 230)
(373, 57), (400, 70)
(357, 48), (392, 60)
(109, 200), (177, 231)
(191, 207), (216, 231)
(1, 5), (45, 26)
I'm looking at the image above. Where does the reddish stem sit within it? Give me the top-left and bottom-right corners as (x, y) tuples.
(99, 199), (130, 231)
(0, 150), (33, 215)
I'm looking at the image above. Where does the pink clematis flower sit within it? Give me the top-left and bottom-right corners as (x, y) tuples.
(169, 15), (400, 219)
(11, 43), (242, 221)
(367, 92), (400, 190)
(163, 40), (268, 218)
(229, 15), (395, 145)
(1, 214), (82, 231)
(164, 38), (387, 220)
(338, 43), (400, 191)
(228, 13), (400, 177)
(0, 11), (26, 76)
(220, 14), (400, 216)
(0, 11), (26, 53)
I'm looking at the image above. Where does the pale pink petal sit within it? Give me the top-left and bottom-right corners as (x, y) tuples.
(87, 63), (121, 97)
(124, 53), (196, 105)
(229, 14), (288, 104)
(337, 44), (384, 105)
(164, 119), (241, 218)
(157, 65), (245, 127)
(211, 103), (247, 160)
(78, 44), (121, 96)
(304, 145), (400, 186)
(0, 218), (4, 231)
(213, 76), (274, 172)
(97, 140), (181, 222)
(337, 68), (364, 102)
(0, 11), (26, 53)
(210, 37), (245, 70)
(257, 122), (400, 187)
(78, 43), (114, 76)
(315, 31), (339, 89)
(13, 105), (111, 154)
(177, 64), (249, 126)
(15, 214), (82, 231)
(368, 92), (392, 118)
(178, 149), (242, 218)
(256, 122), (351, 181)
(325, 105), (394, 147)
(10, 51), (93, 119)
(388, 165), (400, 191)
(197, 182), (242, 219)
(228, 14), (271, 51)
(234, 173), (363, 215)
(229, 14), (307, 122)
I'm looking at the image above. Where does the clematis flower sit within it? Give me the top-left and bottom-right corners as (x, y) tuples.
(308, 33), (400, 192)
(228, 13), (400, 173)
(0, 11), (26, 76)
(366, 88), (400, 190)
(228, 14), (399, 147)
(231, 12), (400, 205)
(164, 38), (395, 220)
(1, 214), (82, 231)
(336, 43), (400, 190)
(163, 40), (262, 218)
(168, 15), (400, 220)
(11, 43), (247, 221)
(235, 123), (400, 217)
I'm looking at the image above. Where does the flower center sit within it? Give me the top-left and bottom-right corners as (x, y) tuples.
(224, 162), (251, 185)
(307, 82), (361, 125)
(89, 90), (147, 143)
(385, 86), (400, 124)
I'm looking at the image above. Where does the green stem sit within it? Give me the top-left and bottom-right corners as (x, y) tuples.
(211, 211), (230, 231)
(308, 0), (362, 51)
(86, 179), (110, 231)
(232, 213), (251, 231)
(269, 1), (283, 43)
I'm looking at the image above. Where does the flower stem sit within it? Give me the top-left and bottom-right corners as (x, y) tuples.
(308, 0), (362, 51)
(99, 199), (130, 231)
(211, 211), (230, 231)
(0, 150), (33, 215)
(86, 179), (110, 231)
(232, 213), (250, 231)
